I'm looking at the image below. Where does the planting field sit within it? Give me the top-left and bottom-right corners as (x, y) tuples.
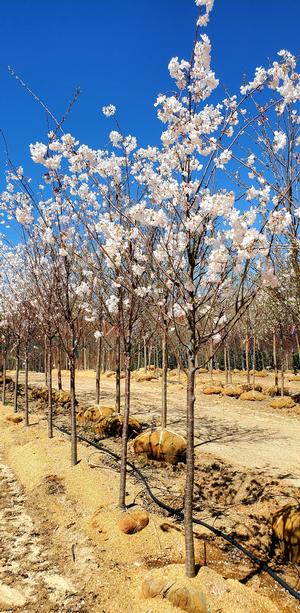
(2, 0), (300, 611)
(17, 368), (300, 480)
(0, 368), (299, 612)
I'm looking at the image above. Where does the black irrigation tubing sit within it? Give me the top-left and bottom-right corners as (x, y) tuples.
(53, 423), (300, 602)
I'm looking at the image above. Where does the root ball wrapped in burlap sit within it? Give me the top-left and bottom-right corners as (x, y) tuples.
(134, 429), (186, 464)
(271, 504), (300, 562)
(119, 510), (149, 534)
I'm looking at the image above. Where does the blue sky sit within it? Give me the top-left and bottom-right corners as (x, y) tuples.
(0, 0), (299, 182)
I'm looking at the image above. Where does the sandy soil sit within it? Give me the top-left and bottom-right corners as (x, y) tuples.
(0, 369), (300, 612)
(0, 407), (178, 613)
(17, 368), (300, 484)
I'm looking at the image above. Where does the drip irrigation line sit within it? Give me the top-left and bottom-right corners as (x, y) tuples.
(53, 423), (300, 602)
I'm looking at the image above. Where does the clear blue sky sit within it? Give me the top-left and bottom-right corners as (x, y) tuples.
(0, 0), (299, 181)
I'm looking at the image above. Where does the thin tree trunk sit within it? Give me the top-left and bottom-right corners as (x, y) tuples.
(119, 344), (131, 509)
(273, 328), (278, 388)
(184, 350), (196, 578)
(285, 351), (289, 372)
(44, 334), (48, 387)
(296, 333), (300, 370)
(241, 340), (245, 371)
(96, 336), (102, 405)
(148, 345), (153, 369)
(83, 341), (87, 370)
(209, 341), (213, 380)
(155, 347), (159, 378)
(143, 337), (147, 372)
(137, 342), (141, 370)
(281, 361), (285, 396)
(24, 347), (29, 426)
(227, 345), (232, 384)
(57, 347), (62, 390)
(2, 348), (7, 406)
(70, 352), (77, 466)
(224, 345), (228, 384)
(47, 337), (53, 438)
(280, 327), (285, 397)
(252, 334), (256, 389)
(14, 347), (20, 413)
(115, 333), (121, 414)
(161, 325), (168, 429)
(103, 346), (107, 373)
(86, 342), (90, 370)
(245, 326), (250, 385)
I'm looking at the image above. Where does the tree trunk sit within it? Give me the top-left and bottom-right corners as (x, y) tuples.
(102, 345), (107, 373)
(70, 352), (77, 466)
(241, 341), (245, 371)
(273, 328), (278, 388)
(281, 361), (285, 396)
(95, 336), (102, 404)
(83, 341), (87, 370)
(14, 347), (20, 413)
(296, 333), (300, 370)
(224, 345), (228, 384)
(119, 320), (132, 510)
(209, 341), (213, 380)
(227, 345), (232, 384)
(2, 348), (7, 406)
(148, 345), (153, 370)
(86, 342), (90, 370)
(44, 334), (48, 387)
(280, 327), (285, 397)
(161, 325), (168, 429)
(285, 351), (289, 372)
(24, 347), (29, 426)
(115, 333), (121, 414)
(184, 350), (196, 578)
(47, 337), (53, 438)
(246, 327), (250, 385)
(252, 334), (256, 389)
(144, 337), (147, 372)
(57, 347), (62, 390)
(137, 342), (141, 370)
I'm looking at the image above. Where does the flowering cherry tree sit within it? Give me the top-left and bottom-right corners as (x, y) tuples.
(2, 0), (300, 580)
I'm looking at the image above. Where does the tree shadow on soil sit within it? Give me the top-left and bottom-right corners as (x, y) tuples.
(194, 416), (286, 447)
(76, 390), (111, 406)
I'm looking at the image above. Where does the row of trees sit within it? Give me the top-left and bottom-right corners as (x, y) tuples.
(2, 318), (300, 375)
(1, 0), (300, 578)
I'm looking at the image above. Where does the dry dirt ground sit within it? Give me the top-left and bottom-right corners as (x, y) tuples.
(20, 368), (300, 483)
(0, 369), (300, 612)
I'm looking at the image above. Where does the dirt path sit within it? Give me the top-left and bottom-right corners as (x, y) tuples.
(0, 410), (182, 613)
(0, 447), (84, 612)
